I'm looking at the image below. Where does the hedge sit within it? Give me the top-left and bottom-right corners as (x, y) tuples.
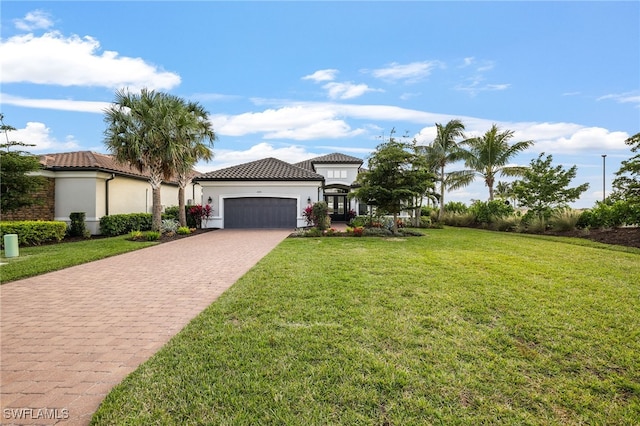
(99, 213), (152, 236)
(0, 221), (67, 247)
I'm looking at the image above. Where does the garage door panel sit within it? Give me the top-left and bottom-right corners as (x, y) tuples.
(225, 197), (297, 228)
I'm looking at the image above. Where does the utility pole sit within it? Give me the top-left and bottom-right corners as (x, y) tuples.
(601, 154), (607, 202)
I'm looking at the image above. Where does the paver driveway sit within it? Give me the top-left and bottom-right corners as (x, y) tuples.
(0, 229), (291, 425)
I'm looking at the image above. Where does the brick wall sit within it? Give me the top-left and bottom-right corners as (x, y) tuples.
(1, 178), (56, 221)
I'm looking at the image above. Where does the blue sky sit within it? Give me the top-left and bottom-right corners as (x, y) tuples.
(1, 1), (638, 208)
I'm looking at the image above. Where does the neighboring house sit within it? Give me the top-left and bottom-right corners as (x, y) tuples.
(195, 153), (365, 229)
(4, 151), (199, 235)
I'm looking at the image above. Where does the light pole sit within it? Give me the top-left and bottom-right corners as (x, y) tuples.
(601, 154), (607, 202)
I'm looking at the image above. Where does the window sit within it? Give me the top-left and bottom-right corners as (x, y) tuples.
(327, 170), (347, 179)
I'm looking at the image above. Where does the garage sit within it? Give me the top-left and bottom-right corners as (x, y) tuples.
(224, 197), (297, 229)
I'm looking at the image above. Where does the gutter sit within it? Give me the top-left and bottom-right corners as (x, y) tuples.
(105, 173), (115, 215)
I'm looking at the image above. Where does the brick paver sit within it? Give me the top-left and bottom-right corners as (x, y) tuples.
(0, 229), (290, 425)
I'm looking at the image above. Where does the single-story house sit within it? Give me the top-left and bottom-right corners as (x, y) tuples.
(4, 151), (199, 234)
(194, 153), (365, 229)
(5, 151), (366, 233)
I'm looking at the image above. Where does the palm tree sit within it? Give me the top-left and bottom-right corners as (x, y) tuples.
(462, 124), (534, 201)
(172, 100), (216, 227)
(104, 88), (212, 232)
(417, 119), (474, 219)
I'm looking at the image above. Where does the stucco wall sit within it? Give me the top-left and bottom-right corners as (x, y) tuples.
(199, 180), (323, 229)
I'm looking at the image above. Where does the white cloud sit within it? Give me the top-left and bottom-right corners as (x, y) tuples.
(598, 91), (640, 106)
(14, 10), (54, 31)
(371, 61), (443, 82)
(210, 105), (366, 140)
(196, 142), (319, 172)
(323, 82), (380, 100)
(1, 93), (110, 113)
(302, 69), (338, 82)
(533, 127), (630, 154)
(0, 32), (181, 90)
(455, 76), (510, 96)
(6, 121), (80, 152)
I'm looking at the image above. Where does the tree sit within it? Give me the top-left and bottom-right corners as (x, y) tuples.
(0, 114), (46, 213)
(513, 153), (589, 220)
(171, 99), (216, 227)
(416, 119), (474, 220)
(104, 88), (213, 232)
(351, 136), (431, 233)
(495, 180), (517, 207)
(611, 132), (640, 203)
(462, 124), (534, 200)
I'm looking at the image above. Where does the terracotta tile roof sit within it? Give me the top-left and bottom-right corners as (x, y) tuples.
(39, 151), (199, 182)
(195, 157), (324, 181)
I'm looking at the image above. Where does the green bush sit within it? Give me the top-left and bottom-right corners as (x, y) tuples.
(162, 206), (180, 221)
(444, 201), (468, 214)
(469, 200), (515, 226)
(491, 215), (521, 232)
(99, 213), (152, 236)
(578, 200), (640, 228)
(0, 221), (67, 247)
(145, 231), (161, 241)
(441, 212), (475, 227)
(177, 226), (191, 235)
(69, 212), (90, 238)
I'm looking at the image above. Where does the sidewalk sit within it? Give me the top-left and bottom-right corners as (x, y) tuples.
(0, 229), (291, 425)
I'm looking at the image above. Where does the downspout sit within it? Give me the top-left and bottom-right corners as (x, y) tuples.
(105, 173), (115, 216)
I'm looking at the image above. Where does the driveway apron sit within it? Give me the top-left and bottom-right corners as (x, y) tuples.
(0, 229), (291, 425)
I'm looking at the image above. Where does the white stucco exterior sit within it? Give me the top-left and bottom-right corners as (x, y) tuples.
(199, 180), (323, 229)
(50, 171), (194, 234)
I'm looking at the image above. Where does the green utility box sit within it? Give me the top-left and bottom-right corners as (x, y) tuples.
(3, 234), (19, 258)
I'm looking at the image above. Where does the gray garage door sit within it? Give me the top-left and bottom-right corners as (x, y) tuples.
(224, 197), (297, 229)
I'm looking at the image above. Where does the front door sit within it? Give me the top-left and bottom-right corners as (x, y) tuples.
(325, 194), (347, 222)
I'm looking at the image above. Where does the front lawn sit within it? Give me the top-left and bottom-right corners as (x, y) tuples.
(92, 227), (639, 425)
(0, 235), (157, 283)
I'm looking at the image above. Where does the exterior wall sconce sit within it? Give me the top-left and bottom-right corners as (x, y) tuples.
(307, 196), (312, 204)
(207, 196), (213, 205)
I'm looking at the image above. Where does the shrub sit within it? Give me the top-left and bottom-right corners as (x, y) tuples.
(100, 213), (152, 236)
(525, 217), (548, 234)
(177, 227), (191, 235)
(549, 208), (581, 232)
(441, 212), (475, 228)
(187, 204), (213, 228)
(578, 200), (640, 229)
(162, 206), (180, 221)
(352, 226), (364, 237)
(129, 230), (144, 240)
(444, 201), (468, 214)
(491, 216), (521, 232)
(0, 221), (67, 247)
(469, 200), (514, 226)
(68, 212), (90, 238)
(363, 228), (393, 237)
(162, 219), (179, 233)
(145, 231), (161, 241)
(312, 201), (330, 231)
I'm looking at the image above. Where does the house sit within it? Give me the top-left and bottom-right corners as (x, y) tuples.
(4, 150), (365, 233)
(3, 151), (199, 234)
(194, 153), (365, 229)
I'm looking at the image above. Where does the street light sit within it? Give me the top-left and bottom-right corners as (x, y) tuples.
(601, 154), (607, 202)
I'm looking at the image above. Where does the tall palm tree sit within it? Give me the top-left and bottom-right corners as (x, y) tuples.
(417, 119), (474, 219)
(462, 124), (534, 201)
(104, 88), (210, 232)
(172, 100), (216, 227)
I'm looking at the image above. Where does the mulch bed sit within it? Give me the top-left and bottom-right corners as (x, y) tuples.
(545, 227), (640, 249)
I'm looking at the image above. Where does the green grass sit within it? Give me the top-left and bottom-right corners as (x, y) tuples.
(0, 235), (157, 283)
(91, 228), (640, 425)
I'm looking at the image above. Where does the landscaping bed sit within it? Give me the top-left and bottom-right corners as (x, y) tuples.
(547, 227), (640, 249)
